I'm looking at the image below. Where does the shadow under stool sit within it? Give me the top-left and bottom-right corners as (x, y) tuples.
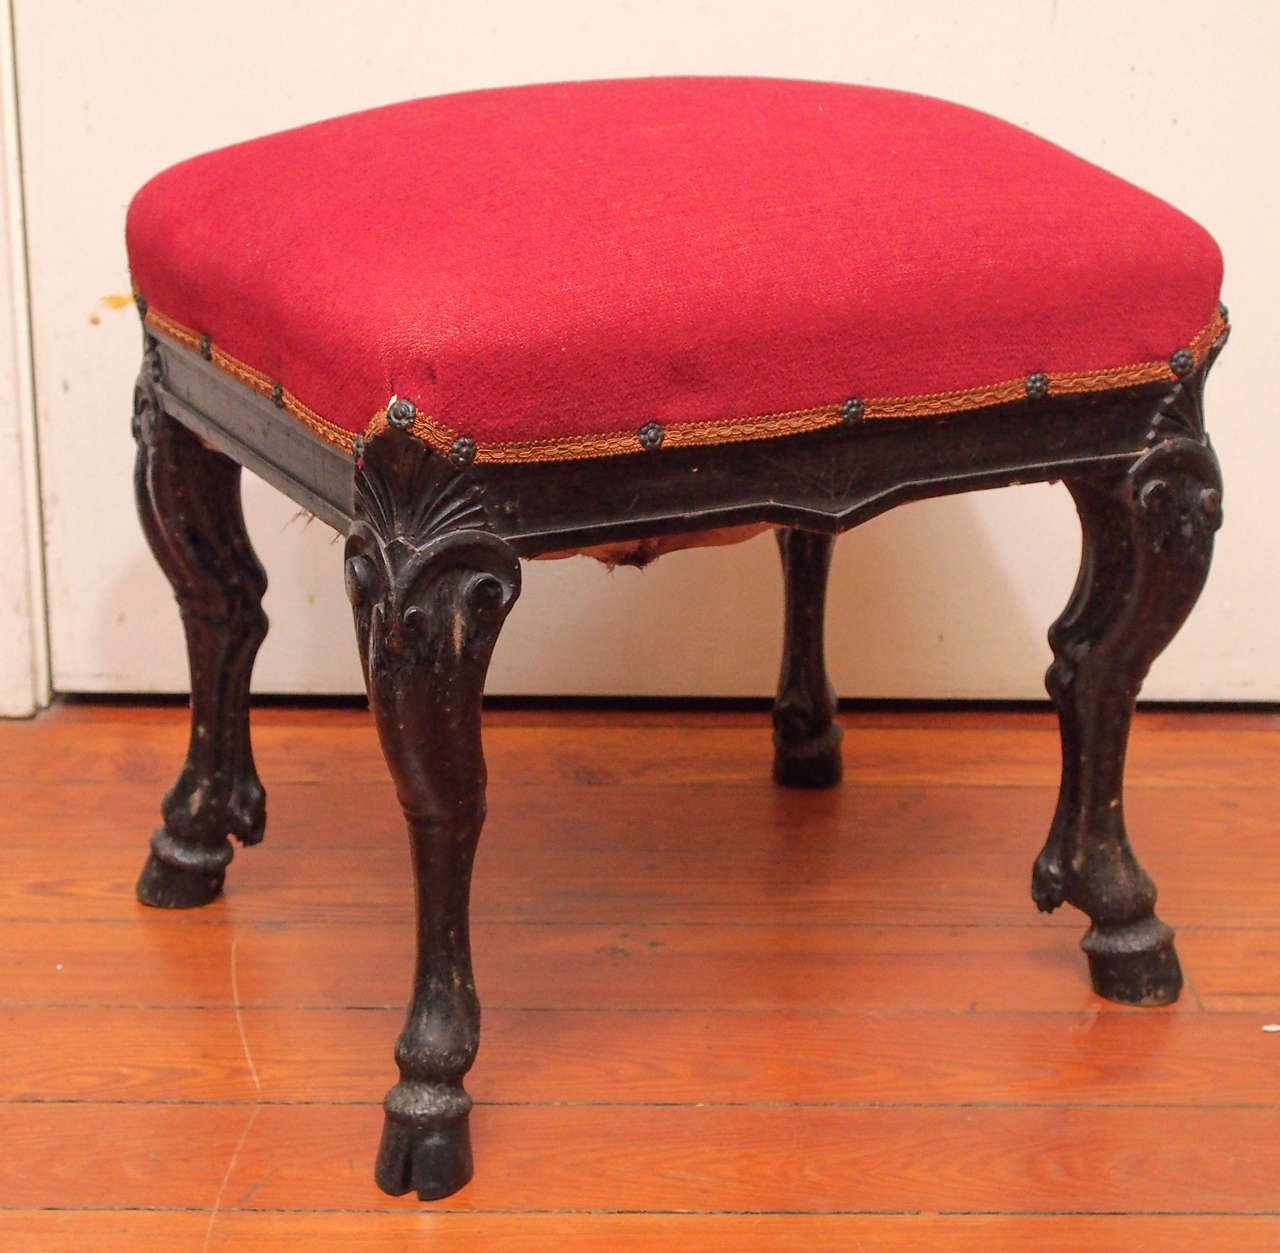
(123, 77), (1228, 1199)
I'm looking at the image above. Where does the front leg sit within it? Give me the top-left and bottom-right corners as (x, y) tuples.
(772, 528), (842, 787)
(133, 339), (269, 908)
(345, 419), (520, 1200)
(1034, 436), (1222, 1004)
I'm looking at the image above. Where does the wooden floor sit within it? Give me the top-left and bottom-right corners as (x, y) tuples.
(1, 701), (1278, 1251)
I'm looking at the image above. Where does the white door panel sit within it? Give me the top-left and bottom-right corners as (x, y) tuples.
(19, 0), (1275, 697)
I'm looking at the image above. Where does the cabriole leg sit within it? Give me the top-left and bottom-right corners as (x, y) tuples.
(345, 422), (521, 1200)
(1033, 438), (1222, 1004)
(132, 341), (268, 909)
(773, 527), (842, 787)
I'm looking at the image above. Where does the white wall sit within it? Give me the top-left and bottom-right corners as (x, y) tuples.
(0, 1), (47, 716)
(13, 1), (1276, 699)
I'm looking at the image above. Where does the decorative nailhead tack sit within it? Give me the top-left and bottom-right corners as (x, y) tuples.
(387, 396), (417, 429)
(637, 420), (665, 450)
(449, 436), (477, 465)
(1025, 372), (1050, 399)
(199, 334), (212, 361)
(352, 434), (366, 461)
(1170, 348), (1195, 378)
(134, 293), (147, 317)
(271, 382), (285, 408)
(841, 397), (865, 424)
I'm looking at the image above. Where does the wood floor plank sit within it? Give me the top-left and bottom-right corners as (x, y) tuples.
(0, 1212), (209, 1253)
(2, 1005), (1275, 1106)
(2, 1103), (1276, 1213)
(0, 775), (1265, 860)
(1179, 930), (1280, 1011)
(3, 773), (1271, 931)
(5, 706), (1280, 790)
(0, 1102), (246, 1210)
(3, 702), (1275, 1230)
(0, 918), (1172, 1012)
(3, 1210), (1277, 1253)
(5, 840), (1278, 928)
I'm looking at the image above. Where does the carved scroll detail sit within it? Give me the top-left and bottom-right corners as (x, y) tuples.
(1146, 320), (1230, 444)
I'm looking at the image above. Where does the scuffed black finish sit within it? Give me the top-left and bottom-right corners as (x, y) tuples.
(345, 425), (521, 1199)
(143, 327), (1183, 551)
(773, 528), (842, 787)
(1031, 346), (1225, 1005)
(131, 314), (1230, 1198)
(132, 338), (268, 908)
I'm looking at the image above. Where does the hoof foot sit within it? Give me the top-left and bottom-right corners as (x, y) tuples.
(1082, 917), (1182, 1005)
(136, 851), (224, 908)
(375, 1109), (473, 1200)
(773, 724), (843, 789)
(135, 829), (231, 909)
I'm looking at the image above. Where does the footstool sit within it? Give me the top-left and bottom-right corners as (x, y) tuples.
(124, 77), (1227, 1200)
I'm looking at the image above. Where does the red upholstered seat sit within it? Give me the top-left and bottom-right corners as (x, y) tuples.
(127, 77), (1223, 465)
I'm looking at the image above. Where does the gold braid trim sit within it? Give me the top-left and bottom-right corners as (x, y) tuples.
(144, 307), (357, 453)
(143, 304), (1228, 466)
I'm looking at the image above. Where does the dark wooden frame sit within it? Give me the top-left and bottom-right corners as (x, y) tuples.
(131, 317), (1227, 1200)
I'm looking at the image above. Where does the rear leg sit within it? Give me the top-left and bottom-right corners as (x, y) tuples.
(772, 528), (842, 788)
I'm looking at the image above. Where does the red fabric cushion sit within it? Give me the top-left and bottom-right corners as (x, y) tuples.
(127, 77), (1223, 463)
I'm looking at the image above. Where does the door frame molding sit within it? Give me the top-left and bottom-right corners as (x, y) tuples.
(0, 0), (49, 717)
